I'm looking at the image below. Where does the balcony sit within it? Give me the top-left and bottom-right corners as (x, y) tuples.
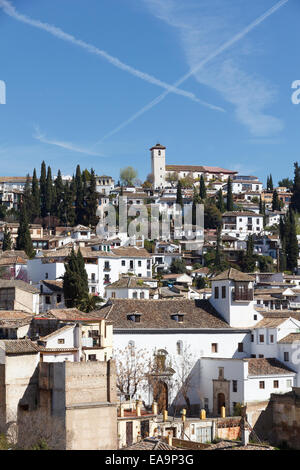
(233, 289), (253, 301)
(103, 278), (111, 285)
(103, 266), (111, 272)
(88, 278), (99, 284)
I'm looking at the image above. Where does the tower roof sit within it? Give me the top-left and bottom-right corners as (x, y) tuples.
(150, 143), (166, 151)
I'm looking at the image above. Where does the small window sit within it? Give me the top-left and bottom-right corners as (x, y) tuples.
(273, 380), (279, 389)
(111, 292), (116, 298)
(214, 287), (219, 299)
(58, 339), (65, 344)
(88, 354), (97, 361)
(45, 273), (48, 279)
(222, 286), (226, 298)
(259, 354), (264, 358)
(45, 296), (51, 305)
(284, 352), (289, 362)
(232, 380), (237, 392)
(122, 260), (126, 266)
(251, 334), (254, 342)
(140, 292), (145, 299)
(138, 261), (142, 267)
(259, 381), (265, 389)
(270, 334), (274, 343)
(57, 294), (62, 303)
(238, 343), (243, 352)
(259, 334), (264, 343)
(254, 314), (257, 320)
(132, 292), (138, 299)
(211, 343), (218, 353)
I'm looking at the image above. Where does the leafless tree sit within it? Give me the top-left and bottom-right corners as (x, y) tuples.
(170, 343), (197, 416)
(114, 344), (150, 400)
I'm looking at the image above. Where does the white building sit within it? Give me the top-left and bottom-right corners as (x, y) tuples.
(222, 212), (264, 240)
(151, 143), (166, 189)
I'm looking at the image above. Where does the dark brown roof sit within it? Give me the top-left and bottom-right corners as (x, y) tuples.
(95, 299), (230, 329)
(253, 317), (288, 329)
(213, 268), (254, 282)
(0, 310), (33, 320)
(165, 165), (236, 174)
(42, 280), (63, 291)
(0, 339), (38, 354)
(35, 308), (104, 321)
(278, 333), (300, 344)
(222, 211), (263, 217)
(246, 358), (295, 376)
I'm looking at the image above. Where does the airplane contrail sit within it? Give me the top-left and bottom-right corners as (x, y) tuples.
(0, 0), (223, 111)
(96, 0), (288, 143)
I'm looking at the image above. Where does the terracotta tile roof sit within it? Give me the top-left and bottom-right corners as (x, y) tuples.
(246, 358), (295, 376)
(95, 298), (230, 329)
(0, 256), (27, 266)
(212, 268), (254, 282)
(278, 333), (300, 344)
(124, 437), (176, 450)
(165, 165), (236, 174)
(35, 308), (104, 321)
(253, 317), (288, 329)
(112, 247), (151, 258)
(222, 211), (263, 217)
(0, 310), (33, 320)
(38, 347), (78, 353)
(0, 279), (39, 294)
(0, 339), (38, 354)
(106, 277), (150, 289)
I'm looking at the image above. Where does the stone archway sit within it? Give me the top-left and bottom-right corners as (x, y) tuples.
(213, 379), (230, 416)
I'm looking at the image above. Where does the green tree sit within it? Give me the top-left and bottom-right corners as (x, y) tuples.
(31, 168), (40, 221)
(120, 166), (138, 186)
(226, 177), (234, 211)
(272, 190), (281, 211)
(2, 226), (12, 251)
(45, 166), (53, 215)
(291, 162), (300, 213)
(16, 203), (35, 258)
(63, 248), (89, 308)
(199, 175), (206, 200)
(287, 209), (298, 272)
(23, 174), (33, 222)
(170, 259), (186, 274)
(204, 200), (222, 229)
(216, 189), (225, 213)
(75, 165), (85, 225)
(278, 178), (293, 190)
(176, 180), (183, 208)
(40, 161), (47, 218)
(85, 168), (98, 226)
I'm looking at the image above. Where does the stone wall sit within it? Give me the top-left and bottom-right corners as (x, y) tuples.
(268, 387), (300, 450)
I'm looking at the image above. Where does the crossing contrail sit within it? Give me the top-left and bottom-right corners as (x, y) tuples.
(96, 0), (288, 143)
(0, 0), (223, 111)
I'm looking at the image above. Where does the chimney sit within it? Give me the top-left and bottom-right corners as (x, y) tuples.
(152, 401), (158, 415)
(163, 409), (168, 422)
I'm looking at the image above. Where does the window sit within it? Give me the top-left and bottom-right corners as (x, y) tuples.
(270, 334), (274, 343)
(214, 287), (219, 299)
(132, 292), (138, 299)
(254, 315), (257, 320)
(45, 296), (51, 305)
(211, 343), (218, 353)
(122, 260), (126, 266)
(140, 292), (145, 299)
(238, 343), (244, 352)
(130, 260), (134, 270)
(138, 261), (142, 267)
(45, 273), (48, 279)
(232, 380), (237, 392)
(88, 354), (97, 361)
(259, 354), (264, 358)
(273, 380), (279, 389)
(111, 292), (116, 298)
(251, 334), (254, 342)
(57, 294), (62, 303)
(218, 367), (224, 379)
(251, 354), (256, 358)
(259, 381), (265, 389)
(222, 286), (226, 298)
(284, 352), (289, 362)
(259, 334), (264, 343)
(58, 339), (65, 344)
(287, 379), (292, 388)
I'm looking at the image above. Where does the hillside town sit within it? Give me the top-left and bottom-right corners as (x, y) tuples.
(0, 144), (300, 450)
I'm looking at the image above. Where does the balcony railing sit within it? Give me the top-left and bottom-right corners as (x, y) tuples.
(233, 289), (254, 301)
(103, 266), (111, 272)
(88, 278), (99, 284)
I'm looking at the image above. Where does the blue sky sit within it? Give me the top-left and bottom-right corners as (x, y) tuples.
(0, 0), (299, 185)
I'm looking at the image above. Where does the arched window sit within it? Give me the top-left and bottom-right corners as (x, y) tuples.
(177, 340), (183, 355)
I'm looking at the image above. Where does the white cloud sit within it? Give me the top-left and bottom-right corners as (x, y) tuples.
(33, 126), (105, 157)
(0, 0), (222, 111)
(142, 0), (287, 136)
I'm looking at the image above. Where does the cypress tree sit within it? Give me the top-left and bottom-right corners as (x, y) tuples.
(287, 209), (298, 272)
(192, 187), (201, 226)
(291, 162), (300, 213)
(272, 190), (280, 212)
(216, 189), (225, 213)
(63, 248), (89, 308)
(268, 174), (274, 191)
(2, 226), (12, 251)
(226, 177), (234, 211)
(23, 174), (33, 222)
(16, 203), (35, 258)
(45, 166), (53, 215)
(40, 161), (47, 218)
(199, 175), (206, 200)
(75, 165), (85, 224)
(85, 168), (99, 226)
(31, 168), (40, 221)
(176, 180), (183, 208)
(54, 170), (64, 221)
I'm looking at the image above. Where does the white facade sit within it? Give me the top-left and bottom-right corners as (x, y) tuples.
(222, 212), (264, 240)
(151, 144), (166, 189)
